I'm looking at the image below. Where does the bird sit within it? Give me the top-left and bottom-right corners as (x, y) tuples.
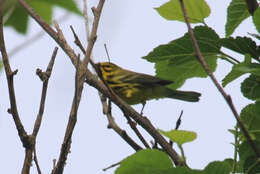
(95, 62), (201, 106)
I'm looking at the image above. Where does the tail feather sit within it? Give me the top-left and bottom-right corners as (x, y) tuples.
(166, 89), (201, 102)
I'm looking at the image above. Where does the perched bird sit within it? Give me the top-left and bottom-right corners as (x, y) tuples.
(96, 62), (201, 105)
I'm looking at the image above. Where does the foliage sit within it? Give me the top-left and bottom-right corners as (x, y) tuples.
(117, 0), (260, 173)
(3, 0), (81, 33)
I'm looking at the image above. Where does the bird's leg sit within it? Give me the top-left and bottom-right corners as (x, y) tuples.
(140, 101), (146, 116)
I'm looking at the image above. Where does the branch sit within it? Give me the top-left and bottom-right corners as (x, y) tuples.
(100, 94), (142, 151)
(33, 47), (58, 137)
(0, 10), (28, 149)
(179, 0), (260, 158)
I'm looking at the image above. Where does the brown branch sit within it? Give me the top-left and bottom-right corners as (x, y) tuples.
(100, 95), (142, 151)
(0, 9), (35, 174)
(18, 0), (183, 166)
(33, 47), (58, 137)
(33, 148), (42, 174)
(81, 2), (105, 67)
(0, 10), (29, 148)
(125, 116), (150, 149)
(51, 54), (83, 174)
(245, 0), (259, 15)
(179, 0), (260, 158)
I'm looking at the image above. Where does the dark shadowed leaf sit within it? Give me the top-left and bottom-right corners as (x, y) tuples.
(143, 26), (219, 89)
(241, 75), (260, 100)
(220, 37), (260, 61)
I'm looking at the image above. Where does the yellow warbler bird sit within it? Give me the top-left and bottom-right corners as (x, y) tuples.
(96, 62), (201, 105)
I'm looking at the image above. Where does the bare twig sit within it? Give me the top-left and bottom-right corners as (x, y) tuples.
(175, 110), (183, 130)
(33, 47), (58, 136)
(103, 161), (121, 171)
(179, 0), (260, 158)
(125, 116), (150, 149)
(0, 11), (28, 148)
(33, 148), (42, 174)
(104, 43), (111, 62)
(51, 54), (82, 174)
(100, 94), (142, 151)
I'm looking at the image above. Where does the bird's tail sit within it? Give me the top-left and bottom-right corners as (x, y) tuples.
(166, 89), (201, 102)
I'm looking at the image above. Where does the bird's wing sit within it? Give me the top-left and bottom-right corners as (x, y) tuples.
(120, 69), (173, 86)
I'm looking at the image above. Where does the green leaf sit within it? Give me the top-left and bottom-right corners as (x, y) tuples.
(4, 6), (29, 33)
(220, 36), (260, 61)
(240, 101), (260, 140)
(238, 141), (260, 172)
(38, 0), (81, 15)
(225, 0), (250, 37)
(223, 158), (243, 173)
(155, 0), (210, 23)
(203, 161), (231, 174)
(143, 26), (220, 89)
(243, 156), (260, 174)
(29, 1), (53, 24)
(222, 54), (260, 87)
(159, 129), (197, 146)
(4, 0), (81, 33)
(253, 7), (260, 33)
(115, 149), (173, 174)
(241, 75), (260, 100)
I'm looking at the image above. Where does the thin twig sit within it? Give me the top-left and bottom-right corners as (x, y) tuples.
(104, 43), (110, 62)
(125, 116), (150, 149)
(0, 9), (36, 174)
(82, 1), (105, 67)
(33, 47), (58, 137)
(33, 148), (42, 174)
(0, 10), (28, 148)
(231, 125), (239, 174)
(100, 94), (142, 151)
(170, 110), (183, 146)
(51, 54), (82, 174)
(103, 161), (121, 171)
(175, 110), (183, 130)
(179, 0), (260, 158)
